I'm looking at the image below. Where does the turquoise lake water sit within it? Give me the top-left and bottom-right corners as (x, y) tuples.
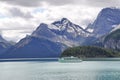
(0, 61), (120, 80)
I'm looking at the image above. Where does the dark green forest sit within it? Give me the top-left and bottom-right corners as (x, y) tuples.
(61, 46), (120, 58)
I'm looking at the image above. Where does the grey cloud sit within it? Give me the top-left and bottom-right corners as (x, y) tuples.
(1, 0), (42, 7)
(0, 28), (33, 30)
(42, 0), (120, 7)
(81, 19), (92, 25)
(20, 30), (33, 34)
(1, 0), (120, 7)
(0, 0), (82, 7)
(9, 7), (33, 19)
(83, 0), (120, 7)
(0, 21), (35, 31)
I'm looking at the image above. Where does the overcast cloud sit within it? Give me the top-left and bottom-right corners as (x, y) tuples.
(1, 0), (120, 7)
(0, 0), (120, 42)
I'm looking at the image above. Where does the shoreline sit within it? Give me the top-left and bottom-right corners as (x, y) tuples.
(0, 58), (58, 62)
(0, 58), (120, 62)
(83, 58), (120, 61)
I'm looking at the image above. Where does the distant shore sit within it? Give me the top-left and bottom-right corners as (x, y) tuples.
(0, 58), (58, 62)
(83, 58), (120, 61)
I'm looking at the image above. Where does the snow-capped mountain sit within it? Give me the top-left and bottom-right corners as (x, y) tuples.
(86, 7), (120, 37)
(32, 18), (90, 46)
(52, 18), (90, 38)
(1, 18), (90, 58)
(51, 18), (89, 37)
(2, 7), (120, 58)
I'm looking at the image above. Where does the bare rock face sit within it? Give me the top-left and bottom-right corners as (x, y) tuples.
(2, 7), (120, 58)
(86, 7), (120, 37)
(104, 29), (120, 51)
(104, 39), (120, 50)
(1, 18), (89, 58)
(32, 18), (90, 47)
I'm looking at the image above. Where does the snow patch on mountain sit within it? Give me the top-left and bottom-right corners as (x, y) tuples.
(31, 18), (90, 47)
(111, 24), (120, 32)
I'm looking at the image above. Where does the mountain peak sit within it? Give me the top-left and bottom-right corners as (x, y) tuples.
(52, 18), (71, 26)
(102, 7), (120, 11)
(39, 23), (48, 28)
(100, 7), (120, 16)
(32, 23), (48, 31)
(61, 18), (70, 22)
(35, 23), (48, 31)
(87, 7), (120, 37)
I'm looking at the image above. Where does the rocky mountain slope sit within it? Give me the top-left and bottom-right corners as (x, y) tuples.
(1, 36), (66, 58)
(104, 29), (120, 51)
(1, 7), (120, 58)
(0, 35), (11, 54)
(86, 7), (120, 37)
(32, 18), (90, 46)
(1, 18), (89, 58)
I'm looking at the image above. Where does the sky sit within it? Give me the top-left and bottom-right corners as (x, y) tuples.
(0, 0), (120, 42)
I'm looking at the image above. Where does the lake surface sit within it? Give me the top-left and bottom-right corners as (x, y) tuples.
(0, 60), (120, 80)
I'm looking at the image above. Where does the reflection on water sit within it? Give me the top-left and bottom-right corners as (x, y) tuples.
(0, 61), (120, 80)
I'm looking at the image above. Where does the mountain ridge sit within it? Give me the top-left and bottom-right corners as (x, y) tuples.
(86, 7), (120, 37)
(1, 7), (120, 58)
(0, 35), (12, 54)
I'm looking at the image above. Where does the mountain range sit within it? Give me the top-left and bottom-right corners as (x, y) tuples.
(0, 7), (120, 58)
(0, 35), (12, 54)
